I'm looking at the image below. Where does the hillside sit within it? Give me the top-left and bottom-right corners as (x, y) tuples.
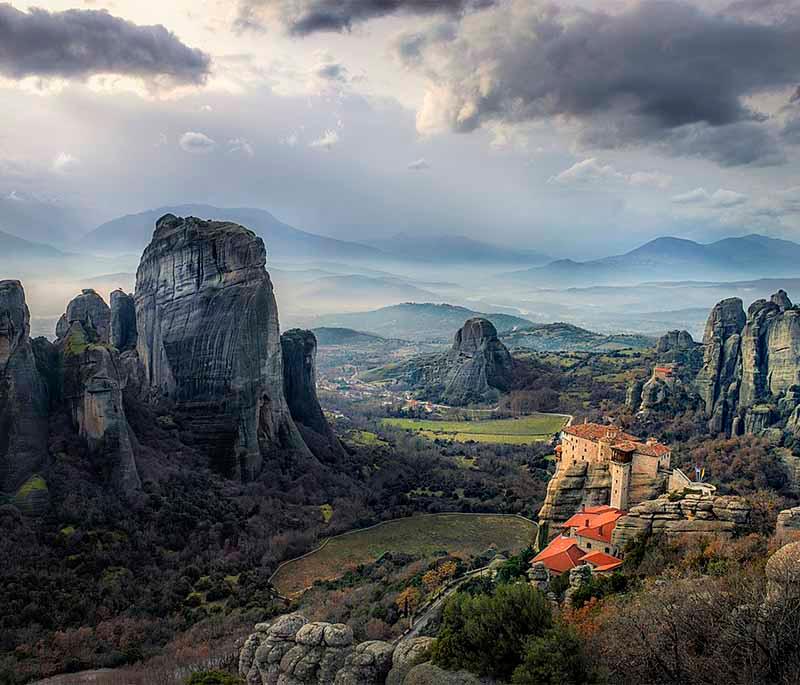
(79, 204), (386, 261)
(510, 234), (800, 286)
(313, 303), (532, 342)
(501, 323), (653, 352)
(312, 327), (390, 346)
(0, 229), (67, 259)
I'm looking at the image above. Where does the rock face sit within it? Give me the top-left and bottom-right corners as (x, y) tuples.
(57, 291), (141, 493)
(538, 460), (665, 529)
(776, 507), (800, 539)
(656, 330), (697, 356)
(695, 298), (746, 433)
(611, 494), (752, 549)
(134, 214), (305, 479)
(281, 329), (344, 461)
(238, 614), (433, 685)
(0, 280), (50, 494)
(696, 291), (800, 435)
(442, 318), (513, 405)
(110, 289), (137, 351)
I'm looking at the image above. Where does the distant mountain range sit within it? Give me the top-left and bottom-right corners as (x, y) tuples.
(313, 303), (532, 342)
(368, 233), (550, 265)
(509, 234), (800, 287)
(79, 204), (385, 261)
(0, 230), (66, 259)
(0, 193), (89, 246)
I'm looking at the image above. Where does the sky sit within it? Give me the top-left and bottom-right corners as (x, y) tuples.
(1, 0), (800, 257)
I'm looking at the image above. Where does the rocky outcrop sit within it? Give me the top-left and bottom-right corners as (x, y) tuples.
(776, 507), (800, 539)
(565, 564), (593, 607)
(134, 214), (306, 480)
(57, 291), (141, 493)
(0, 280), (50, 494)
(656, 330), (697, 356)
(110, 289), (137, 351)
(625, 378), (644, 410)
(539, 459), (666, 530)
(442, 318), (513, 405)
(696, 291), (800, 435)
(695, 298), (746, 433)
(281, 329), (344, 461)
(238, 614), (435, 685)
(611, 493), (752, 549)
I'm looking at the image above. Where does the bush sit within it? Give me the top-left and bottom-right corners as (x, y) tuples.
(431, 583), (552, 679)
(512, 622), (600, 685)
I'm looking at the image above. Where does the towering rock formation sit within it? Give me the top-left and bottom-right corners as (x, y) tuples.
(56, 291), (141, 493)
(695, 298), (746, 433)
(110, 289), (137, 351)
(134, 214), (305, 480)
(281, 329), (344, 461)
(696, 291), (800, 435)
(0, 280), (49, 495)
(441, 318), (513, 405)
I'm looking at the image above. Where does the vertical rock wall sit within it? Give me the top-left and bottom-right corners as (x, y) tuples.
(134, 214), (305, 480)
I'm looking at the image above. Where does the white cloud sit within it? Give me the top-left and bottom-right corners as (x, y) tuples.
(228, 137), (255, 158)
(51, 152), (79, 173)
(282, 133), (299, 147)
(179, 131), (216, 153)
(309, 129), (339, 150)
(408, 158), (430, 171)
(671, 187), (748, 207)
(550, 158), (671, 189)
(200, 104), (213, 112)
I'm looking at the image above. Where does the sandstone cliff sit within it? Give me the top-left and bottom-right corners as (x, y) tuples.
(0, 280), (49, 495)
(110, 289), (137, 351)
(134, 214), (306, 480)
(56, 290), (141, 493)
(538, 460), (666, 530)
(611, 493), (752, 549)
(281, 329), (345, 462)
(696, 290), (800, 435)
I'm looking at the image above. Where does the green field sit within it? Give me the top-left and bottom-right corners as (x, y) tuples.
(272, 513), (537, 597)
(382, 413), (568, 444)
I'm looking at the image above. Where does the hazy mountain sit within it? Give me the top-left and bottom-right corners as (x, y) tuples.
(501, 323), (653, 352)
(312, 327), (392, 346)
(0, 230), (66, 259)
(79, 204), (386, 261)
(509, 234), (800, 286)
(313, 303), (532, 342)
(0, 193), (89, 246)
(369, 233), (551, 265)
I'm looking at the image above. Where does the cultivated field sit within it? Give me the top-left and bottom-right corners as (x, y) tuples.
(382, 413), (568, 444)
(271, 513), (537, 597)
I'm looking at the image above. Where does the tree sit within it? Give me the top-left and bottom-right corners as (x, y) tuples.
(511, 623), (599, 685)
(396, 586), (422, 628)
(431, 583), (553, 680)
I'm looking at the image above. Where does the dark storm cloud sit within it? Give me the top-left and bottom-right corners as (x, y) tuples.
(408, 0), (800, 166)
(0, 3), (210, 83)
(236, 0), (495, 35)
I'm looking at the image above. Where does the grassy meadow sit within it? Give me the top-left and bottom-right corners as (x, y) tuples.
(381, 413), (568, 445)
(271, 513), (537, 597)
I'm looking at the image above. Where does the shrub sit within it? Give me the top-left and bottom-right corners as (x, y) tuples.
(185, 670), (243, 685)
(431, 583), (552, 679)
(512, 622), (600, 685)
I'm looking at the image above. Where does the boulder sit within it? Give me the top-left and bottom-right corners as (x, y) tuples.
(134, 214), (307, 480)
(386, 638), (434, 685)
(776, 507), (800, 538)
(0, 280), (50, 494)
(62, 289), (111, 344)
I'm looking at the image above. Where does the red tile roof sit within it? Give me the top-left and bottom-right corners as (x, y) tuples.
(563, 423), (638, 442)
(562, 507), (623, 531)
(562, 423), (670, 458)
(579, 550), (624, 572)
(532, 536), (587, 574)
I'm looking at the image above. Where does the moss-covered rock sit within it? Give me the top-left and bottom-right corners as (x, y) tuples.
(14, 474), (49, 515)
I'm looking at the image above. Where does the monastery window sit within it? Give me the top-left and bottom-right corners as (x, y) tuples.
(605, 547), (609, 553)
(586, 542), (592, 548)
